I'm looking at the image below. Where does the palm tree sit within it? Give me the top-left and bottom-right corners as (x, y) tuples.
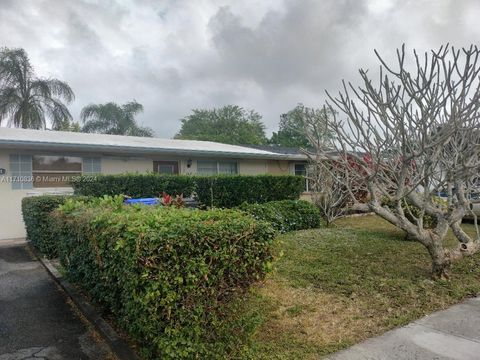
(81, 101), (154, 137)
(0, 47), (74, 129)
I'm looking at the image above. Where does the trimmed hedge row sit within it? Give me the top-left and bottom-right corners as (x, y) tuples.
(22, 194), (314, 261)
(239, 200), (321, 233)
(53, 196), (276, 359)
(22, 195), (72, 258)
(195, 175), (305, 208)
(72, 174), (196, 198)
(71, 174), (305, 208)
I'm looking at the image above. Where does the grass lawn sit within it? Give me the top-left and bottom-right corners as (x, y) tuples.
(238, 215), (480, 359)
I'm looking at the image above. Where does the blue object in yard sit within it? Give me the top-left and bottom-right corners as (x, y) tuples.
(124, 197), (160, 206)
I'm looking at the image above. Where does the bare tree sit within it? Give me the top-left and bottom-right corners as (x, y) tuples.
(308, 160), (351, 226)
(303, 108), (365, 226)
(308, 44), (480, 279)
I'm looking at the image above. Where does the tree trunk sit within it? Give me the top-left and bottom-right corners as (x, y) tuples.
(404, 231), (416, 241)
(451, 221), (472, 244)
(426, 238), (450, 280)
(449, 221), (480, 262)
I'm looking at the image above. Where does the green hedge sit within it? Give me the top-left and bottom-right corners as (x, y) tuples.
(53, 196), (275, 359)
(72, 174), (305, 208)
(194, 175), (305, 208)
(239, 200), (321, 233)
(72, 173), (196, 198)
(22, 195), (71, 258)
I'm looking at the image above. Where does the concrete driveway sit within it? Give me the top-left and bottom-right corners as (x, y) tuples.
(0, 239), (114, 360)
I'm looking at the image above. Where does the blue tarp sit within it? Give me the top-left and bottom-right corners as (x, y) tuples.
(124, 197), (160, 206)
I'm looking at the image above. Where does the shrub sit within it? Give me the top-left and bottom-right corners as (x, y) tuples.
(53, 196), (276, 359)
(72, 174), (306, 208)
(72, 173), (196, 198)
(239, 200), (321, 233)
(194, 175), (305, 208)
(22, 195), (71, 258)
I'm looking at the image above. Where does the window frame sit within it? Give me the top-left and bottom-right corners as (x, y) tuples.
(9, 154), (33, 190)
(218, 160), (238, 175)
(293, 162), (310, 192)
(32, 155), (83, 188)
(82, 157), (102, 174)
(8, 155), (102, 190)
(153, 161), (179, 175)
(197, 160), (238, 175)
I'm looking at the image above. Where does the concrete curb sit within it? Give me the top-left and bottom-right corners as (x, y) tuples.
(28, 244), (140, 360)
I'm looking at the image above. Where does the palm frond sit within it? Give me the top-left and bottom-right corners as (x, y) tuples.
(0, 87), (22, 112)
(0, 98), (20, 126)
(0, 47), (74, 129)
(80, 104), (101, 122)
(122, 100), (144, 116)
(126, 125), (154, 137)
(80, 100), (150, 136)
(44, 98), (73, 129)
(29, 80), (52, 99)
(11, 99), (45, 129)
(35, 78), (75, 103)
(81, 103), (121, 122)
(82, 118), (115, 134)
(0, 48), (32, 89)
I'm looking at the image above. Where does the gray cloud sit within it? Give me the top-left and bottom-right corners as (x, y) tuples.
(1, 0), (480, 137)
(208, 0), (368, 90)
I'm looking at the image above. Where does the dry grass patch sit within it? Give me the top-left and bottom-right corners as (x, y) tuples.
(254, 279), (381, 348)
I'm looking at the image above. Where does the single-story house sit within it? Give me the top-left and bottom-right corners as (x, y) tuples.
(0, 127), (310, 240)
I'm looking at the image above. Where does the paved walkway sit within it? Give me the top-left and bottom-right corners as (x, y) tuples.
(0, 239), (114, 360)
(325, 297), (480, 360)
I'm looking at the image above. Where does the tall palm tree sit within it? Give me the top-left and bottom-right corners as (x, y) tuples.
(0, 47), (74, 129)
(81, 101), (154, 137)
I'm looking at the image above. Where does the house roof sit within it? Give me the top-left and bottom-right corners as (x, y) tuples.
(0, 127), (305, 160)
(242, 145), (310, 160)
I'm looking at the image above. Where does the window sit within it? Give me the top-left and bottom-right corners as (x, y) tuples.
(158, 164), (174, 174)
(9, 155), (101, 189)
(32, 155), (82, 188)
(197, 160), (238, 175)
(82, 157), (101, 174)
(153, 161), (179, 175)
(218, 161), (238, 175)
(197, 160), (218, 175)
(9, 155), (33, 190)
(294, 163), (307, 177)
(294, 163), (309, 192)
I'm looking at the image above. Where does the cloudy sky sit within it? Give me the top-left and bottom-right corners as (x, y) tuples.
(1, 0), (479, 137)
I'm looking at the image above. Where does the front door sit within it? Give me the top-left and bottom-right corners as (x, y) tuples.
(153, 161), (179, 175)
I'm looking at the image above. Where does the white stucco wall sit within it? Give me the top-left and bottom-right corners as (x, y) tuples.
(101, 156), (153, 174)
(266, 160), (291, 175)
(238, 159), (268, 175)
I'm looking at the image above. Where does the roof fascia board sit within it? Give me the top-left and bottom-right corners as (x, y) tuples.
(0, 139), (306, 160)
